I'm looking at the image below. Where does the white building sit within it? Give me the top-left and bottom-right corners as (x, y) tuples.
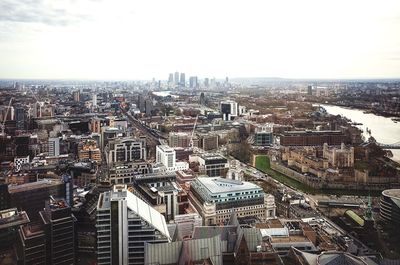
(14, 156), (29, 172)
(189, 177), (276, 225)
(96, 185), (171, 265)
(220, 100), (238, 121)
(48, 137), (60, 157)
(156, 145), (188, 172)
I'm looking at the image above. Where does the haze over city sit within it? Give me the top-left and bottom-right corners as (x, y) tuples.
(1, 0), (400, 80)
(1, 1), (400, 265)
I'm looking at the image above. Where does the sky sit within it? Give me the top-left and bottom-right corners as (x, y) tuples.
(0, 0), (400, 80)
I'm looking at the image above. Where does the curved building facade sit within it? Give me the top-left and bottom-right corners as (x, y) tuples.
(380, 189), (400, 225)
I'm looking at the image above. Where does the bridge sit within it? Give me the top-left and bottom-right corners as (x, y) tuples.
(377, 141), (400, 149)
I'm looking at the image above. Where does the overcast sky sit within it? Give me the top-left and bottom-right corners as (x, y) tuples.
(0, 0), (399, 80)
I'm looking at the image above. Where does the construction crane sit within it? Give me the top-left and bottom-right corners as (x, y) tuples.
(189, 115), (198, 149)
(0, 97), (14, 136)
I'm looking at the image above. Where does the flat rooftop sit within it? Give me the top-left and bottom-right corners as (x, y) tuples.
(382, 189), (400, 199)
(8, 179), (63, 193)
(196, 177), (262, 194)
(0, 208), (30, 229)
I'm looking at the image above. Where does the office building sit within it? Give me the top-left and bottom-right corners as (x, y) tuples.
(168, 132), (190, 148)
(168, 73), (173, 85)
(73, 90), (80, 102)
(8, 179), (66, 221)
(92, 94), (97, 107)
(0, 208), (30, 250)
(17, 222), (47, 265)
(380, 189), (400, 225)
(48, 137), (60, 157)
(197, 153), (228, 177)
(101, 127), (122, 150)
(0, 184), (10, 210)
(145, 99), (153, 116)
(198, 133), (219, 151)
(96, 185), (171, 265)
(255, 125), (273, 146)
(78, 139), (102, 163)
(180, 72), (185, 87)
(174, 71), (179, 86)
(307, 85), (313, 95)
(189, 177), (276, 225)
(90, 117), (102, 134)
(39, 198), (76, 265)
(204, 78), (209, 87)
(156, 145), (188, 172)
(15, 105), (26, 131)
(189, 76), (198, 88)
(107, 137), (146, 165)
(220, 100), (238, 121)
(280, 130), (347, 146)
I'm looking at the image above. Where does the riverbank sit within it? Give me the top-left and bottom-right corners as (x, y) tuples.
(253, 155), (382, 197)
(321, 104), (400, 162)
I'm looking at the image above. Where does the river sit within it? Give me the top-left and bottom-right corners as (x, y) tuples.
(321, 104), (400, 162)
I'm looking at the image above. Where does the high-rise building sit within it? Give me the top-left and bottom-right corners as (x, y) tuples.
(180, 72), (185, 87)
(96, 185), (171, 265)
(92, 94), (97, 107)
(168, 73), (173, 85)
(15, 105), (26, 131)
(199, 92), (206, 105)
(380, 189), (400, 226)
(307, 85), (313, 95)
(174, 71), (179, 86)
(189, 76), (198, 88)
(18, 222), (46, 265)
(73, 90), (80, 102)
(145, 99), (153, 116)
(39, 198), (76, 265)
(204, 78), (209, 87)
(48, 137), (60, 157)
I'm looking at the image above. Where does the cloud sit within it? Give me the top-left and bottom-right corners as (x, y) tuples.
(0, 0), (92, 26)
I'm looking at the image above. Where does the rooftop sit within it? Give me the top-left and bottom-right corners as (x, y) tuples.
(196, 177), (262, 194)
(0, 208), (30, 229)
(8, 179), (63, 193)
(382, 189), (400, 199)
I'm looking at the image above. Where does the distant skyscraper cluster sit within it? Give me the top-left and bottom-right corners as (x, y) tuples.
(167, 72), (230, 89)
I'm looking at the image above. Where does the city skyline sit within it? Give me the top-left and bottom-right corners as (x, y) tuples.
(1, 0), (400, 80)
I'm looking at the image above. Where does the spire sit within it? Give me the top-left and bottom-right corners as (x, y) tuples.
(365, 194), (373, 220)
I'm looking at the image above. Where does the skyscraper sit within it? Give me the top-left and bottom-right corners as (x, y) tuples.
(180, 72), (185, 87)
(204, 78), (209, 87)
(174, 71), (179, 86)
(168, 73), (173, 84)
(96, 185), (171, 264)
(39, 198), (76, 265)
(189, 76), (198, 88)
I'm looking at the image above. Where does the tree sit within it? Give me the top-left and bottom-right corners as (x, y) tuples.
(229, 141), (252, 164)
